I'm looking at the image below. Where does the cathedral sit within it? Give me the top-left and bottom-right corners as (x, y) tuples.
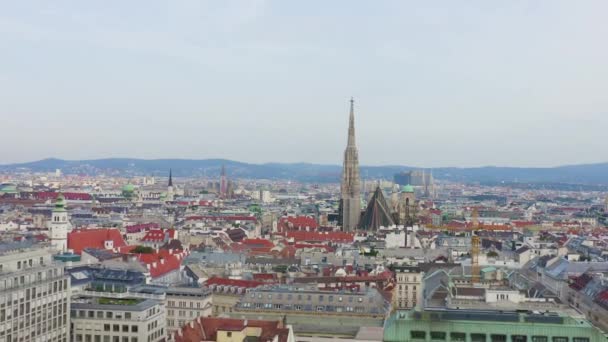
(340, 98), (361, 232)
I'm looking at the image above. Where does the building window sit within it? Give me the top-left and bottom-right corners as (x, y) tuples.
(431, 331), (446, 340)
(113, 325), (119, 332)
(103, 325), (110, 332)
(122, 325), (129, 332)
(572, 339), (589, 342)
(132, 326), (138, 333)
(451, 333), (466, 342)
(491, 335), (507, 342)
(532, 337), (547, 342)
(411, 331), (426, 340)
(106, 312), (113, 319)
(125, 313), (131, 319)
(552, 338), (568, 342)
(471, 334), (486, 342)
(512, 336), (527, 342)
(227, 332), (232, 337)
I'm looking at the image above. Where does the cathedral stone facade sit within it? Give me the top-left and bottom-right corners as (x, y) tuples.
(341, 98), (361, 231)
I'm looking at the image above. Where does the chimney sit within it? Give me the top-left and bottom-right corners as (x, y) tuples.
(189, 321), (195, 328)
(177, 328), (182, 337)
(244, 319), (248, 326)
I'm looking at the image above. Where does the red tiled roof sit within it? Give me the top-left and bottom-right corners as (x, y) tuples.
(125, 223), (160, 233)
(241, 238), (274, 248)
(133, 249), (185, 278)
(35, 192), (92, 201)
(68, 228), (126, 254)
(278, 216), (319, 232)
(511, 221), (538, 228)
(186, 215), (256, 222)
(198, 200), (214, 207)
(141, 229), (176, 242)
(285, 231), (354, 243)
(252, 273), (276, 282)
(174, 317), (290, 342)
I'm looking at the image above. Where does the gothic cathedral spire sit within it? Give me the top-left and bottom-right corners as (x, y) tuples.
(341, 97), (361, 231)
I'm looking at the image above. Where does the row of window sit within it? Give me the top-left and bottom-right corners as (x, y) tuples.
(167, 309), (206, 318)
(240, 302), (367, 313)
(75, 334), (138, 342)
(166, 301), (206, 309)
(249, 293), (367, 303)
(15, 257), (45, 270)
(73, 310), (133, 320)
(102, 324), (139, 333)
(1, 299), (67, 321)
(409, 331), (590, 342)
(1, 271), (65, 291)
(4, 331), (67, 342)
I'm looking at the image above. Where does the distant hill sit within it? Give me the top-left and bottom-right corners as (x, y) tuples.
(1, 158), (608, 185)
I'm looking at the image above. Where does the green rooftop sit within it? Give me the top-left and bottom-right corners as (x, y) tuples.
(97, 297), (143, 306)
(384, 309), (607, 342)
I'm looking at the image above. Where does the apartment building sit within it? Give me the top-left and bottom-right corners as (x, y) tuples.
(164, 287), (212, 338)
(393, 265), (423, 309)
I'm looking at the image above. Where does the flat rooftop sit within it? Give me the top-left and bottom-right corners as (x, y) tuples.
(71, 296), (159, 311)
(396, 308), (592, 327)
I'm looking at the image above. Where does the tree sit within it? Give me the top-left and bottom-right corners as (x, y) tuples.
(487, 251), (499, 258)
(132, 245), (154, 254)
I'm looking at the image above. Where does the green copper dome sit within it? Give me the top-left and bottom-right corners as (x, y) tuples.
(122, 183), (135, 193)
(0, 184), (18, 194)
(401, 184), (414, 193)
(53, 193), (67, 212)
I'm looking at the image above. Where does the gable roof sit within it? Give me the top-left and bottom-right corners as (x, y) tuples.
(68, 228), (127, 254)
(174, 317), (289, 342)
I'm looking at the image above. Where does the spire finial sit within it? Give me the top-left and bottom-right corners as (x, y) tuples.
(347, 97), (356, 147)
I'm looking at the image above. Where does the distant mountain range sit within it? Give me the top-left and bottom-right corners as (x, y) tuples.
(2, 158), (608, 185)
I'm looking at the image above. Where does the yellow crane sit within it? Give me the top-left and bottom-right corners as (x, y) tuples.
(470, 208), (480, 283)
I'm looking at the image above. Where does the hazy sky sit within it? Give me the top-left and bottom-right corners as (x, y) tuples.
(1, 1), (607, 167)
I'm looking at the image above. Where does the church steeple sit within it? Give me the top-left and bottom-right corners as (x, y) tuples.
(168, 169), (173, 187)
(347, 97), (356, 147)
(341, 97), (361, 231)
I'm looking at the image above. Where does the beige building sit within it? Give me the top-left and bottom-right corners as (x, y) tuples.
(0, 244), (71, 342)
(393, 265), (423, 309)
(70, 296), (166, 342)
(165, 287), (212, 338)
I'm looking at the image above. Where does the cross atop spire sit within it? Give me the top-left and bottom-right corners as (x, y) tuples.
(347, 97), (356, 147)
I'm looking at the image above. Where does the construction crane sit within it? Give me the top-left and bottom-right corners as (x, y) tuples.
(471, 233), (480, 283)
(470, 208), (481, 283)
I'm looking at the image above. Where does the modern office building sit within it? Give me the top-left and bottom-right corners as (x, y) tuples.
(0, 243), (71, 342)
(384, 309), (607, 342)
(70, 296), (166, 342)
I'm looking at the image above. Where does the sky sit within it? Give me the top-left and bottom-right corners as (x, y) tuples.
(1, 1), (607, 168)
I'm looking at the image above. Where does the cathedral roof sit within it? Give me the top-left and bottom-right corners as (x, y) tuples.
(359, 186), (395, 231)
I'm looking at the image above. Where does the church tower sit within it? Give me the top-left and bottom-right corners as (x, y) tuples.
(166, 169), (174, 201)
(50, 193), (69, 252)
(341, 98), (361, 231)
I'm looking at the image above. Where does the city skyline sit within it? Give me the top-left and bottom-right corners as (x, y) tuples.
(2, 1), (608, 167)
